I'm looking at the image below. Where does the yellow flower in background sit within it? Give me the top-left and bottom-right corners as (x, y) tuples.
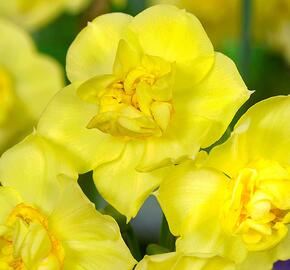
(36, 4), (250, 220)
(0, 134), (136, 270)
(158, 96), (290, 270)
(0, 19), (63, 154)
(0, 0), (91, 31)
(136, 252), (236, 270)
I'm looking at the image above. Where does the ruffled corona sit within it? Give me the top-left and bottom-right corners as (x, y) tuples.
(78, 43), (175, 138)
(0, 203), (64, 270)
(222, 160), (290, 252)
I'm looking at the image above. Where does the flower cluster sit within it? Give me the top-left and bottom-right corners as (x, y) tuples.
(0, 4), (289, 270)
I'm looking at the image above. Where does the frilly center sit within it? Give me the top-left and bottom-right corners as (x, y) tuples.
(222, 160), (290, 251)
(78, 40), (175, 139)
(0, 203), (64, 270)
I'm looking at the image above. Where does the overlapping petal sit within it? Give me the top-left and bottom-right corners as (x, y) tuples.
(206, 95), (290, 177)
(136, 252), (236, 270)
(127, 4), (214, 85)
(37, 84), (125, 173)
(66, 13), (133, 82)
(157, 161), (228, 236)
(49, 175), (136, 270)
(0, 134), (77, 213)
(93, 141), (168, 220)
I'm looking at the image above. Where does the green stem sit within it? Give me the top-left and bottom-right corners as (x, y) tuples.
(240, 0), (252, 80)
(159, 215), (175, 251)
(122, 225), (143, 261)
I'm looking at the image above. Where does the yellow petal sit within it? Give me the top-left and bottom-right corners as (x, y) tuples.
(0, 18), (34, 70)
(137, 53), (249, 171)
(65, 0), (91, 14)
(66, 13), (132, 82)
(50, 175), (136, 270)
(235, 224), (290, 268)
(77, 74), (116, 103)
(185, 52), (250, 148)
(207, 96), (290, 177)
(15, 54), (64, 119)
(20, 222), (52, 268)
(37, 84), (125, 173)
(93, 141), (168, 220)
(113, 39), (141, 77)
(157, 161), (228, 236)
(136, 252), (236, 270)
(127, 5), (214, 85)
(0, 134), (77, 213)
(0, 187), (21, 225)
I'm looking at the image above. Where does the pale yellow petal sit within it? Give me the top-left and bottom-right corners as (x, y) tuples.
(93, 141), (168, 220)
(157, 162), (228, 236)
(207, 96), (290, 177)
(186, 52), (250, 148)
(66, 13), (133, 82)
(15, 54), (64, 119)
(0, 134), (77, 213)
(127, 5), (214, 85)
(0, 18), (34, 71)
(65, 0), (91, 14)
(136, 252), (236, 270)
(236, 224), (290, 269)
(37, 84), (125, 173)
(50, 175), (136, 270)
(176, 233), (247, 265)
(0, 187), (21, 225)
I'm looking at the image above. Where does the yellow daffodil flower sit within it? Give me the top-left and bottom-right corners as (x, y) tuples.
(158, 96), (290, 270)
(0, 19), (63, 154)
(136, 252), (236, 270)
(0, 0), (91, 30)
(0, 134), (136, 270)
(37, 5), (250, 220)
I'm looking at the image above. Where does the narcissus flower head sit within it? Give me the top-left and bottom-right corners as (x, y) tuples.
(0, 19), (63, 153)
(38, 5), (250, 220)
(158, 96), (290, 270)
(0, 134), (136, 270)
(0, 0), (91, 30)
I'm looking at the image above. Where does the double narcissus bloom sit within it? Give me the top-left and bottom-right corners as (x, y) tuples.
(0, 0), (91, 30)
(158, 96), (290, 270)
(36, 4), (250, 220)
(0, 19), (63, 153)
(0, 134), (136, 270)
